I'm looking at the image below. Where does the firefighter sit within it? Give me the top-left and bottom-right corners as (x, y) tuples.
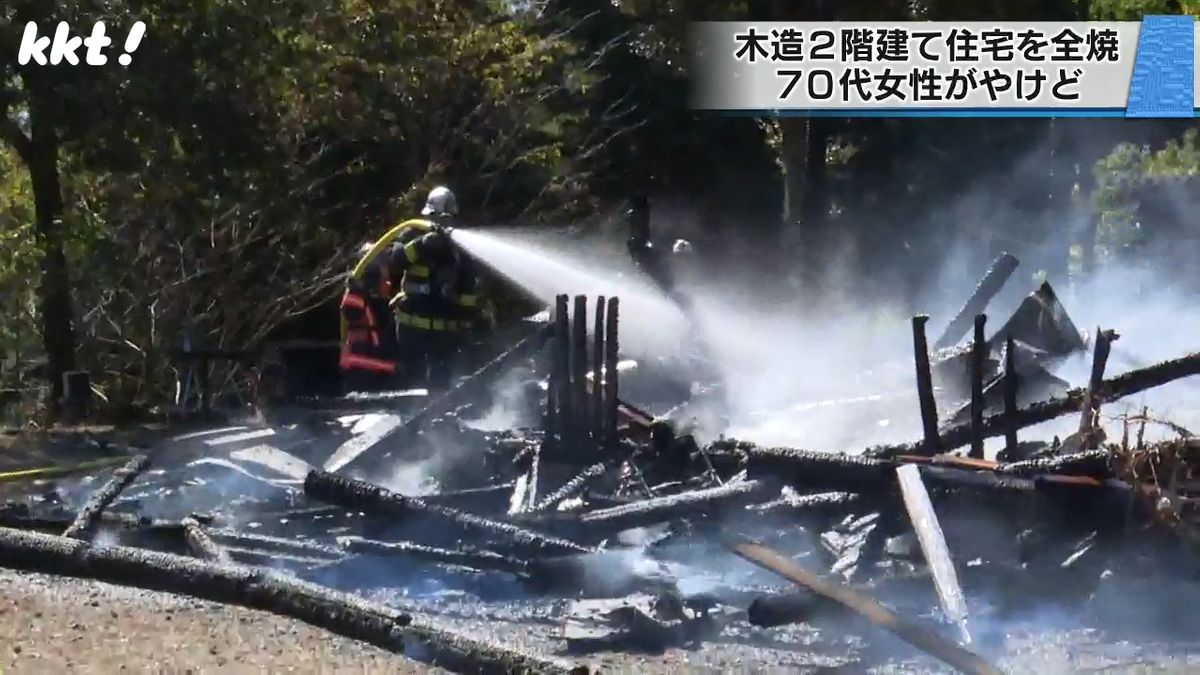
(389, 186), (495, 389)
(339, 242), (401, 392)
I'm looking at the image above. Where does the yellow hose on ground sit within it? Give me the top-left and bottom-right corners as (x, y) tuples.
(0, 455), (135, 483)
(340, 218), (436, 344)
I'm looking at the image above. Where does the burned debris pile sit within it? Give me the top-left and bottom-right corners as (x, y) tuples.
(0, 264), (1198, 673)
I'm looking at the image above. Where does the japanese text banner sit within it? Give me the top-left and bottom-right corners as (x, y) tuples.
(689, 18), (1198, 117)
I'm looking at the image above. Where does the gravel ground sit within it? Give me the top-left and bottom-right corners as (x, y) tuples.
(0, 568), (438, 674)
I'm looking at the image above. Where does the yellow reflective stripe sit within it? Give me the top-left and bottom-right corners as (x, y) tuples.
(0, 455), (135, 483)
(406, 265), (430, 278)
(455, 294), (478, 307)
(403, 241), (421, 264)
(394, 310), (465, 332)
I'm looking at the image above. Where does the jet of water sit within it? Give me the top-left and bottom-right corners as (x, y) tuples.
(451, 228), (691, 361)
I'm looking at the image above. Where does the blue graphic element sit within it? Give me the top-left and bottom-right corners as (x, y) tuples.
(1126, 15), (1195, 118)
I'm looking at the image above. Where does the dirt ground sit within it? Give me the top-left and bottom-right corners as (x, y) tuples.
(0, 568), (438, 674)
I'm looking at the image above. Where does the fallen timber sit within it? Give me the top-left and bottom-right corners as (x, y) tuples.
(732, 541), (1003, 675)
(0, 527), (582, 674)
(934, 252), (1020, 351)
(63, 454), (152, 541)
(304, 470), (593, 556)
(529, 462), (608, 513)
(575, 479), (770, 532)
(871, 350), (1200, 459)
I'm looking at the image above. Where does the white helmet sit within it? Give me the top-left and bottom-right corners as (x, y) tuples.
(421, 186), (458, 217)
(672, 238), (693, 255)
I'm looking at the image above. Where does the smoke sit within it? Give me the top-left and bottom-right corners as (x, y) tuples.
(462, 363), (541, 432)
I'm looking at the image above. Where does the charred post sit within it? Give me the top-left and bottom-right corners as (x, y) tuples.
(911, 316), (941, 455)
(1079, 328), (1118, 435)
(934, 252), (1019, 350)
(63, 454), (151, 541)
(1004, 334), (1019, 454)
(604, 297), (620, 452)
(970, 314), (988, 459)
(572, 295), (589, 447)
(592, 295), (607, 450)
(554, 294), (572, 449)
(304, 470), (592, 556)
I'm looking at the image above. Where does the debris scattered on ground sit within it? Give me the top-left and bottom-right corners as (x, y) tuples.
(1, 277), (1198, 674)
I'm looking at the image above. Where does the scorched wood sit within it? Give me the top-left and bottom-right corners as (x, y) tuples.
(0, 527), (582, 674)
(731, 541), (1002, 675)
(997, 450), (1112, 478)
(872, 350), (1200, 459)
(745, 446), (898, 490)
(304, 471), (592, 556)
(934, 252), (1019, 350)
(576, 479), (769, 532)
(530, 463), (608, 513)
(63, 454), (151, 541)
(744, 490), (861, 513)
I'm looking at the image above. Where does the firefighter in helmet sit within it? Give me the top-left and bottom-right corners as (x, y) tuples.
(388, 185), (495, 388)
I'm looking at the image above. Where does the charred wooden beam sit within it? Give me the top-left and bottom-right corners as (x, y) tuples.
(745, 446), (898, 490)
(63, 454), (151, 541)
(0, 527), (580, 674)
(997, 450), (1112, 478)
(934, 252), (1019, 350)
(732, 541), (1002, 675)
(1004, 334), (1019, 454)
(1079, 328), (1118, 437)
(304, 471), (592, 556)
(0, 526), (410, 646)
(592, 296), (606, 450)
(554, 294), (572, 450)
(206, 529), (342, 561)
(576, 479), (768, 532)
(181, 517), (229, 563)
(530, 462), (608, 514)
(604, 298), (620, 452)
(744, 490), (862, 513)
(969, 315), (988, 460)
(572, 295), (589, 446)
(872, 350), (1200, 459)
(912, 316), (941, 454)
